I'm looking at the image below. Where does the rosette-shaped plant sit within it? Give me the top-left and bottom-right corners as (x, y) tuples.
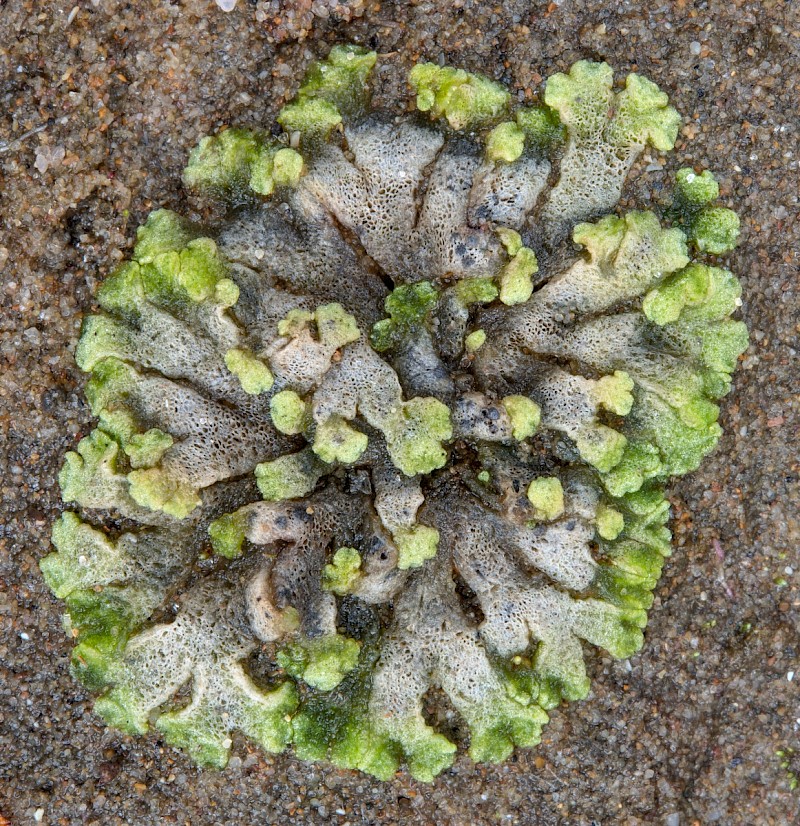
(42, 45), (748, 780)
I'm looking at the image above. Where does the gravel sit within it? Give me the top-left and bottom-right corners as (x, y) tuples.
(1, 1), (798, 824)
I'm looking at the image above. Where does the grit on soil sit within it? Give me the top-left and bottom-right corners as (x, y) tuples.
(1, 1), (798, 824)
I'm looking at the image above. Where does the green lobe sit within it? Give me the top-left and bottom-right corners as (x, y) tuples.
(127, 466), (201, 519)
(691, 207), (740, 254)
(669, 168), (741, 254)
(270, 390), (309, 435)
(515, 105), (565, 155)
(384, 397), (452, 477)
(133, 209), (195, 263)
(124, 428), (173, 469)
(208, 510), (249, 559)
(643, 264), (742, 326)
(527, 477), (565, 521)
(312, 416), (368, 465)
(58, 428), (125, 507)
(183, 128), (302, 198)
(466, 693), (548, 764)
(502, 395), (541, 441)
(410, 63), (510, 130)
(278, 44), (376, 139)
(224, 348), (274, 395)
(544, 60), (614, 141)
(608, 72), (681, 151)
(675, 168), (719, 206)
(278, 634), (361, 692)
(393, 525), (439, 570)
(486, 122), (525, 163)
(454, 278), (498, 307)
(256, 449), (325, 501)
(322, 547), (363, 595)
(464, 329), (487, 352)
(370, 282), (438, 352)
